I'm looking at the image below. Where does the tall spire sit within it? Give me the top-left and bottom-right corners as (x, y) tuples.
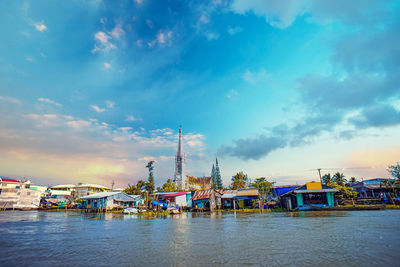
(174, 126), (184, 189)
(213, 157), (223, 189)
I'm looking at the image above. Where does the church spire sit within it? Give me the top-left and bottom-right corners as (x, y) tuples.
(174, 126), (184, 189)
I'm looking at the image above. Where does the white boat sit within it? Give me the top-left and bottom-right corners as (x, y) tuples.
(123, 207), (139, 214)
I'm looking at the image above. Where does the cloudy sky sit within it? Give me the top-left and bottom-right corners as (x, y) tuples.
(0, 0), (399, 187)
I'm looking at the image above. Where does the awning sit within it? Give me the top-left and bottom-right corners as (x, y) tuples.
(294, 189), (339, 193)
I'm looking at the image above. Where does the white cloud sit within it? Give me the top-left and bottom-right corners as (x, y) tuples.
(227, 26), (243, 35)
(243, 69), (270, 84)
(133, 0), (143, 4)
(38, 97), (62, 107)
(157, 32), (166, 44)
(226, 89), (239, 100)
(156, 30), (173, 46)
(92, 31), (116, 53)
(110, 24), (124, 39)
(65, 119), (92, 129)
(199, 15), (210, 24)
(118, 127), (133, 131)
(126, 115), (138, 121)
(105, 100), (115, 108)
(206, 32), (219, 41)
(25, 56), (33, 62)
(34, 22), (47, 32)
(136, 40), (143, 47)
(90, 105), (106, 113)
(138, 156), (156, 161)
(0, 96), (21, 105)
(230, 0), (387, 29)
(2, 109), (207, 186)
(146, 19), (154, 29)
(103, 62), (112, 69)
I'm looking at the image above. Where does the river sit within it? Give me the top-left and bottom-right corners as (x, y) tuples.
(0, 210), (399, 266)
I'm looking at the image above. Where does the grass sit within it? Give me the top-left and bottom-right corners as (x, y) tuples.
(340, 204), (400, 209)
(215, 208), (287, 213)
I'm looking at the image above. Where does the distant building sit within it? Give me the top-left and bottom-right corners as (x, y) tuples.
(0, 178), (42, 209)
(49, 183), (110, 199)
(352, 178), (399, 200)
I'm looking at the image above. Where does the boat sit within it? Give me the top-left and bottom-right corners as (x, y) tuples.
(123, 207), (139, 214)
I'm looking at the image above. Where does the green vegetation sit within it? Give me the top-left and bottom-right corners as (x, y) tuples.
(145, 161), (155, 194)
(157, 179), (178, 192)
(387, 162), (400, 180)
(250, 177), (275, 209)
(229, 171), (248, 190)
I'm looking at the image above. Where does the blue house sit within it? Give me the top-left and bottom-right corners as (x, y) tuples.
(81, 191), (135, 210)
(279, 182), (338, 210)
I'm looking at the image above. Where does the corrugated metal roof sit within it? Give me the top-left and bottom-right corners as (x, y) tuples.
(0, 178), (20, 183)
(192, 189), (224, 200)
(75, 184), (110, 189)
(236, 189), (259, 197)
(81, 191), (120, 199)
(163, 192), (190, 197)
(51, 184), (76, 188)
(221, 193), (237, 199)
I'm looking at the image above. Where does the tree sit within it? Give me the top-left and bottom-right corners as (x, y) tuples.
(322, 173), (332, 185)
(349, 177), (358, 185)
(157, 179), (178, 192)
(250, 177), (275, 210)
(327, 182), (358, 204)
(387, 162), (400, 180)
(230, 171), (248, 190)
(123, 179), (147, 196)
(332, 172), (347, 186)
(382, 179), (396, 202)
(186, 176), (211, 191)
(213, 158), (223, 190)
(145, 161), (155, 194)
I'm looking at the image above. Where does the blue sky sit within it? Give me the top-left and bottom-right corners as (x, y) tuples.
(0, 0), (399, 187)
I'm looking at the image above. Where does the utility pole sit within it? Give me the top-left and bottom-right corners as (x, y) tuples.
(317, 168), (322, 184)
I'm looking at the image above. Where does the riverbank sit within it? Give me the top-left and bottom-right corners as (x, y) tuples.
(1, 204), (399, 213)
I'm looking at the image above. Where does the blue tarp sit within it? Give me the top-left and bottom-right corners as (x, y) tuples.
(273, 187), (298, 197)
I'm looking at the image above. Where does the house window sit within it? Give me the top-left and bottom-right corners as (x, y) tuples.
(303, 193), (327, 205)
(17, 192), (21, 195)
(27, 192), (31, 196)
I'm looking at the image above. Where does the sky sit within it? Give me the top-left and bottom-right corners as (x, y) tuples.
(0, 0), (399, 188)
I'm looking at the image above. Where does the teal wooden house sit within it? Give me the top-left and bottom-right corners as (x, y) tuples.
(280, 182), (338, 210)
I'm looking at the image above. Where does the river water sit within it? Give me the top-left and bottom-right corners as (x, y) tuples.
(0, 210), (399, 266)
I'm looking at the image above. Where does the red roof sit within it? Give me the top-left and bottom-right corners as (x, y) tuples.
(0, 178), (20, 183)
(192, 189), (224, 201)
(163, 192), (189, 197)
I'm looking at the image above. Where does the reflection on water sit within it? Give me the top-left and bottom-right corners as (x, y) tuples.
(0, 210), (399, 266)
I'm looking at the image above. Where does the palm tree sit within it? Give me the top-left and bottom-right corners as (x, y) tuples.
(322, 173), (332, 185)
(332, 172), (347, 186)
(349, 177), (358, 185)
